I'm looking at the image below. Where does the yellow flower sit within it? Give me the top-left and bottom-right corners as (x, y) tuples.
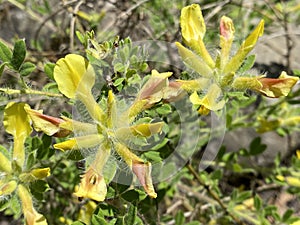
(190, 83), (225, 113)
(19, 168), (51, 182)
(0, 180), (17, 196)
(74, 142), (110, 201)
(18, 184), (48, 225)
(34, 64), (170, 201)
(3, 102), (32, 167)
(54, 54), (105, 122)
(25, 106), (72, 137)
(0, 151), (12, 173)
(74, 167), (107, 201)
(255, 72), (299, 98)
(176, 4), (298, 114)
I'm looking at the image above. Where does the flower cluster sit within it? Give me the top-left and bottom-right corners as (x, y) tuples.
(26, 54), (176, 201)
(175, 4), (298, 114)
(1, 102), (49, 225)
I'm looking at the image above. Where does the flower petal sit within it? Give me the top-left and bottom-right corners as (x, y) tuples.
(20, 168), (51, 182)
(4, 102), (32, 167)
(54, 54), (95, 99)
(256, 72), (299, 98)
(114, 143), (157, 198)
(53, 134), (104, 151)
(175, 42), (213, 78)
(132, 161), (157, 198)
(74, 167), (107, 202)
(224, 20), (264, 75)
(138, 70), (172, 101)
(74, 147), (110, 201)
(0, 151), (12, 173)
(220, 16), (235, 68)
(180, 4), (206, 43)
(25, 107), (71, 137)
(190, 83), (225, 111)
(18, 184), (48, 225)
(115, 122), (164, 140)
(0, 180), (17, 196)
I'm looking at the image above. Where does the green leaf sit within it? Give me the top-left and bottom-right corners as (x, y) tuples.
(282, 208), (294, 222)
(156, 104), (172, 115)
(114, 77), (125, 86)
(236, 191), (252, 203)
(121, 189), (146, 203)
(114, 63), (126, 73)
(238, 55), (256, 73)
(72, 222), (85, 225)
(254, 194), (262, 211)
(175, 210), (185, 225)
(0, 62), (8, 77)
(19, 62), (36, 76)
(30, 180), (50, 193)
(44, 62), (55, 80)
(186, 222), (201, 225)
(91, 214), (107, 225)
(124, 204), (137, 225)
(0, 41), (12, 62)
(249, 137), (267, 155)
(11, 39), (26, 70)
(210, 169), (222, 180)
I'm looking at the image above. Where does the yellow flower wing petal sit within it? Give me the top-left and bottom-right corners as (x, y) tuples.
(4, 102), (32, 167)
(176, 42), (213, 77)
(18, 184), (48, 225)
(180, 4), (206, 42)
(224, 20), (264, 75)
(54, 54), (95, 99)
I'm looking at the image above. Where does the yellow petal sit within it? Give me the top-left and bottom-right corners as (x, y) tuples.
(25, 107), (71, 137)
(18, 184), (48, 225)
(132, 161), (157, 198)
(138, 70), (172, 101)
(291, 220), (300, 225)
(20, 168), (51, 182)
(31, 167), (51, 179)
(0, 180), (17, 196)
(219, 16), (235, 68)
(286, 176), (300, 188)
(74, 147), (110, 201)
(255, 72), (299, 98)
(114, 143), (157, 198)
(180, 4), (206, 42)
(231, 76), (263, 91)
(78, 200), (97, 225)
(190, 84), (225, 111)
(54, 134), (104, 151)
(116, 122), (164, 139)
(176, 42), (213, 77)
(0, 151), (12, 173)
(176, 78), (210, 92)
(74, 167), (107, 202)
(224, 20), (264, 75)
(179, 4), (214, 68)
(296, 150), (300, 160)
(130, 122), (164, 137)
(107, 90), (117, 128)
(4, 102), (32, 167)
(54, 54), (95, 99)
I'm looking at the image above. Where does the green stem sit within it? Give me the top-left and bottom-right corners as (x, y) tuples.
(186, 164), (246, 225)
(0, 87), (63, 97)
